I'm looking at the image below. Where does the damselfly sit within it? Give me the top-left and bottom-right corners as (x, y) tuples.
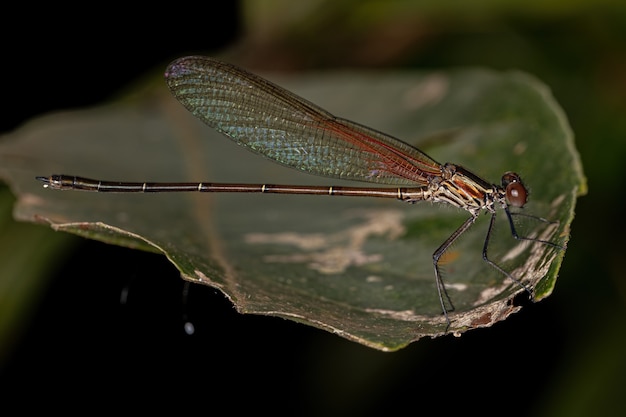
(37, 56), (562, 329)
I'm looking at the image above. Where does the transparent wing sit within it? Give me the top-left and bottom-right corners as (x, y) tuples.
(165, 56), (442, 185)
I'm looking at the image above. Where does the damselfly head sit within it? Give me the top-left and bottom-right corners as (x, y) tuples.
(501, 172), (528, 208)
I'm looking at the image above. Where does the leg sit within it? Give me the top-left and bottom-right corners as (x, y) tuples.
(433, 214), (477, 330)
(482, 211), (532, 297)
(505, 208), (564, 249)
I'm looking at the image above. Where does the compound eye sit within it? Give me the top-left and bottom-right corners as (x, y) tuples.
(501, 172), (528, 207)
(501, 172), (521, 187)
(506, 181), (528, 207)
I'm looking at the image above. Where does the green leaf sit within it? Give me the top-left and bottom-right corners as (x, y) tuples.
(0, 65), (585, 351)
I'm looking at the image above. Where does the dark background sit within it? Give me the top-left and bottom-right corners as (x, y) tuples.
(1, 2), (624, 416)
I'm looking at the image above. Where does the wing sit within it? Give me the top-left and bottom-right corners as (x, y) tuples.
(165, 56), (442, 186)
